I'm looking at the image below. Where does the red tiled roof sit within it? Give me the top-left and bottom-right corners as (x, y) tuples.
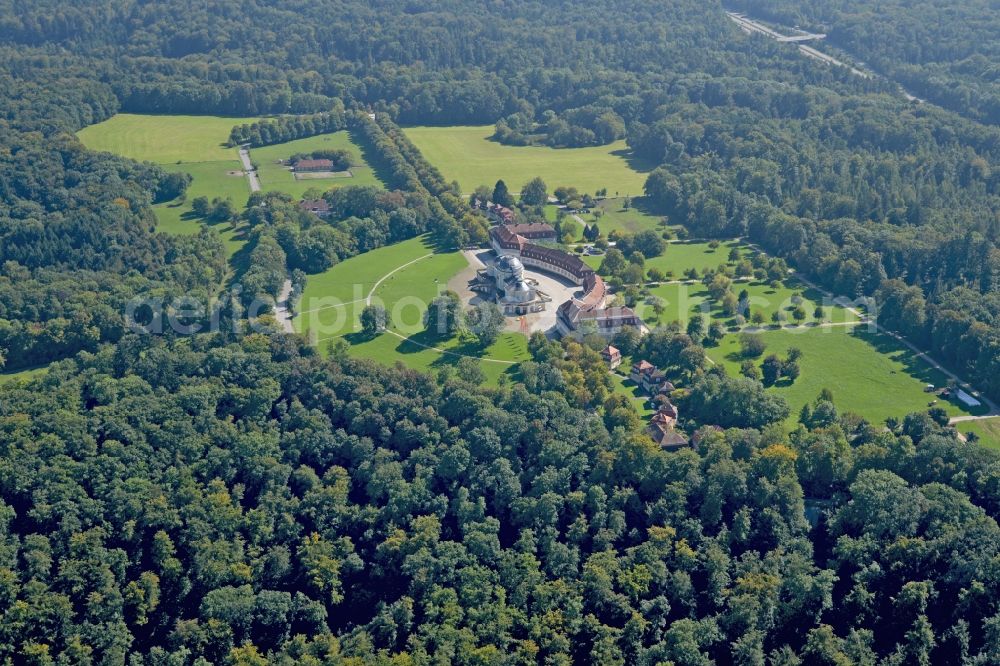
(490, 225), (641, 335)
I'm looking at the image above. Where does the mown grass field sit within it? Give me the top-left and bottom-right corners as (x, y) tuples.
(77, 113), (254, 163)
(250, 130), (385, 198)
(294, 236), (438, 334)
(581, 240), (857, 328)
(706, 326), (987, 425)
(957, 418), (1000, 450)
(639, 279), (857, 328)
(295, 236), (529, 384)
(404, 125), (651, 196)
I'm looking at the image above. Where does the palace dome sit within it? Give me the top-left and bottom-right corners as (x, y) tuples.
(495, 254), (524, 275)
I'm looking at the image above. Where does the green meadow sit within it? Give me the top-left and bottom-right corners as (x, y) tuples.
(706, 326), (987, 425)
(403, 125), (651, 195)
(583, 240), (753, 276)
(581, 240), (857, 328)
(77, 113), (253, 163)
(555, 197), (672, 237)
(640, 278), (857, 328)
(957, 418), (1000, 450)
(250, 130), (385, 198)
(294, 236), (438, 335)
(79, 117), (384, 259)
(152, 161), (250, 255)
(0, 364), (49, 385)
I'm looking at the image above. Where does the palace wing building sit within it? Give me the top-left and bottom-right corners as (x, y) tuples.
(481, 224), (647, 337)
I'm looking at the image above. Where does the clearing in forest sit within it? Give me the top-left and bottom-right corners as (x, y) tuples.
(79, 117), (383, 258)
(153, 161), (251, 254)
(249, 131), (386, 198)
(77, 113), (254, 163)
(403, 125), (652, 196)
(78, 114), (255, 256)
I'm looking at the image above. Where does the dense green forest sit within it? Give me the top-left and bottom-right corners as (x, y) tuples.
(729, 0), (1000, 125)
(0, 131), (227, 369)
(1, 0), (1000, 662)
(3, 332), (1000, 664)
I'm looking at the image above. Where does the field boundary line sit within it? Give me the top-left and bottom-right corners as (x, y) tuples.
(298, 297), (368, 314)
(365, 253), (435, 305)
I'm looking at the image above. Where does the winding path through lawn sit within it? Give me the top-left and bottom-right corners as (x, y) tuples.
(316, 251), (521, 366)
(370, 253), (519, 365)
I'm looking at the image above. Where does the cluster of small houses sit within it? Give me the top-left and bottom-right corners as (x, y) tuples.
(602, 346), (696, 452)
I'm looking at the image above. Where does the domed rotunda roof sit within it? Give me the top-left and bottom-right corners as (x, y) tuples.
(495, 254), (524, 275)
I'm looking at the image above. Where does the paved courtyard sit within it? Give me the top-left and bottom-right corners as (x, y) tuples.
(449, 249), (582, 335)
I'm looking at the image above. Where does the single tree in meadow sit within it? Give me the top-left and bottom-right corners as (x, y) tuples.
(741, 359), (762, 381)
(739, 333), (767, 358)
(425, 291), (463, 338)
(466, 302), (505, 347)
(360, 304), (386, 336)
(687, 315), (706, 343)
(761, 354), (784, 386)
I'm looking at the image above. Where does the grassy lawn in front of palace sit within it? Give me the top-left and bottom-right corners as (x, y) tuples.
(294, 235), (440, 335)
(296, 235), (529, 385)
